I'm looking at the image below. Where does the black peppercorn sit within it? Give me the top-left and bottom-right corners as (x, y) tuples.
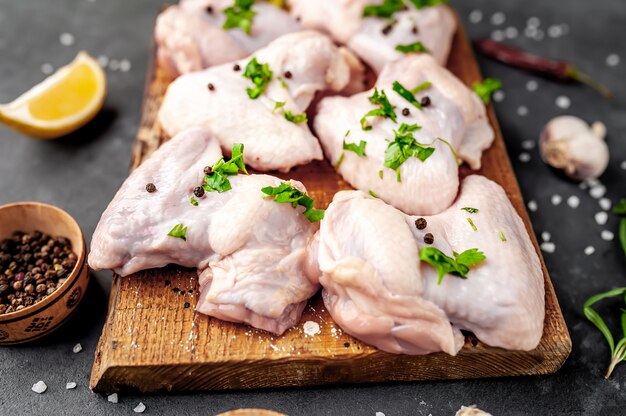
(402, 108), (410, 116)
(420, 96), (431, 107)
(193, 186), (205, 198)
(233, 64), (240, 72)
(412, 25), (418, 34)
(146, 183), (157, 193)
(284, 71), (292, 79)
(208, 83), (215, 91)
(206, 6), (213, 14)
(203, 166), (212, 175)
(415, 218), (427, 230)
(424, 233), (434, 245)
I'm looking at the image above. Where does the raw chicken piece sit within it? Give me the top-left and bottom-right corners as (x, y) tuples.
(155, 0), (300, 77)
(288, 0), (456, 72)
(314, 54), (493, 215)
(89, 128), (320, 335)
(318, 175), (544, 354)
(318, 190), (464, 355)
(158, 31), (358, 172)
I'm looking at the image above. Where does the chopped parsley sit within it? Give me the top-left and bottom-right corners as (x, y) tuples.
(273, 101), (286, 114)
(363, 0), (404, 18)
(343, 140), (367, 157)
(467, 217), (477, 231)
(384, 123), (435, 181)
(411, 81), (432, 94)
(378, 170), (384, 179)
(369, 190), (379, 198)
(393, 81), (423, 110)
(223, 0), (256, 35)
(461, 207), (479, 214)
(261, 182), (325, 222)
(395, 41), (429, 54)
(284, 110), (308, 124)
(472, 78), (502, 104)
(190, 196), (199, 206)
(243, 57), (273, 99)
(202, 143), (248, 193)
(335, 153), (345, 170)
(360, 88), (397, 130)
(419, 246), (486, 284)
(408, 0), (449, 9)
(613, 199), (626, 215)
(499, 230), (507, 242)
(167, 224), (188, 241)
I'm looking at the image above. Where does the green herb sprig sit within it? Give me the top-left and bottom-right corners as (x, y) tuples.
(613, 200), (626, 260)
(360, 88), (397, 130)
(343, 140), (367, 157)
(393, 81), (423, 110)
(243, 57), (272, 99)
(384, 123), (434, 181)
(584, 287), (626, 379)
(408, 0), (448, 9)
(261, 182), (325, 222)
(472, 78), (502, 105)
(461, 207), (479, 214)
(223, 0), (256, 35)
(203, 143), (248, 193)
(363, 0), (404, 18)
(395, 41), (429, 54)
(284, 110), (307, 124)
(167, 223), (188, 241)
(419, 246), (486, 284)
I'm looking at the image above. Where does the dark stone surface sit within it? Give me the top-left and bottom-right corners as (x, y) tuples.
(0, 0), (624, 415)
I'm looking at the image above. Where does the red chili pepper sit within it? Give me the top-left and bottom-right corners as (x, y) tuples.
(475, 38), (613, 99)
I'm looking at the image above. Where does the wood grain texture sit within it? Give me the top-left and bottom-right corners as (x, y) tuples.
(90, 12), (571, 394)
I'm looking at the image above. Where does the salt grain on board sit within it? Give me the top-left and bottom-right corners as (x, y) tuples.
(521, 140), (535, 150)
(41, 63), (54, 75)
(492, 90), (505, 102)
(584, 246), (595, 255)
(621, 161), (626, 170)
(599, 198), (612, 211)
(376, 413), (386, 416)
(107, 393), (118, 403)
(517, 106), (529, 116)
(490, 30), (505, 42)
(66, 382), (77, 390)
(469, 10), (483, 24)
(120, 59), (132, 72)
(303, 321), (321, 336)
(97, 55), (109, 68)
(490, 12), (506, 26)
(504, 26), (518, 39)
(532, 29), (545, 41)
(551, 194), (562, 206)
(595, 212), (608, 225)
(526, 80), (538, 92)
(541, 231), (551, 242)
(540, 242), (556, 253)
(547, 25), (564, 38)
(524, 27), (538, 38)
(555, 95), (571, 109)
(32, 381), (47, 394)
(590, 185), (607, 199)
(109, 59), (120, 71)
(73, 343), (82, 353)
(607, 54), (620, 67)
(527, 200), (538, 212)
(567, 195), (580, 209)
(601, 230), (615, 241)
(59, 32), (75, 46)
(134, 402), (146, 413)
(519, 152), (531, 162)
(527, 17), (541, 28)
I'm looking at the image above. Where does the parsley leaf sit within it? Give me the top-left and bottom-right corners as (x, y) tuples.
(273, 101), (286, 114)
(419, 246), (486, 284)
(393, 81), (423, 110)
(411, 81), (432, 94)
(223, 0), (256, 35)
(190, 196), (199, 206)
(261, 182), (325, 222)
(395, 41), (429, 54)
(499, 230), (507, 242)
(467, 217), (477, 231)
(461, 207), (479, 214)
(284, 110), (308, 124)
(384, 123), (435, 180)
(335, 153), (345, 170)
(343, 140), (367, 157)
(472, 78), (502, 104)
(408, 0), (448, 9)
(369, 190), (379, 198)
(167, 224), (188, 241)
(613, 199), (626, 215)
(363, 0), (405, 18)
(243, 57), (272, 99)
(203, 143), (248, 193)
(360, 88), (397, 130)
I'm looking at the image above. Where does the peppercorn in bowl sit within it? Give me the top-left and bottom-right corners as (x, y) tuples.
(0, 202), (89, 345)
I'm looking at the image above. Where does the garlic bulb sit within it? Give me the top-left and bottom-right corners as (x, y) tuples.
(539, 115), (609, 180)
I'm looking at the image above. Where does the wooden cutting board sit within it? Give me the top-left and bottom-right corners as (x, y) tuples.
(90, 11), (571, 393)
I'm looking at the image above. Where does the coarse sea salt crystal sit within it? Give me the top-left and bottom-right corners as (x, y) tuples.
(524, 26), (537, 38)
(109, 59), (120, 71)
(584, 246), (595, 255)
(547, 25), (564, 38)
(469, 10), (483, 24)
(41, 63), (54, 75)
(490, 30), (505, 42)
(505, 26), (518, 39)
(303, 321), (320, 336)
(599, 198), (612, 211)
(527, 17), (541, 28)
(521, 140), (535, 150)
(490, 12), (506, 26)
(567, 195), (580, 209)
(595, 212), (608, 225)
(519, 152), (531, 162)
(551, 194), (562, 206)
(107, 393), (118, 403)
(134, 402), (146, 413)
(376, 413), (386, 416)
(621, 161), (626, 170)
(97, 55), (109, 68)
(32, 381), (47, 394)
(556, 95), (571, 109)
(541, 231), (551, 242)
(492, 90), (505, 102)
(527, 200), (538, 212)
(120, 59), (132, 72)
(66, 382), (77, 390)
(517, 106), (529, 116)
(590, 185), (606, 199)
(532, 29), (545, 41)
(601, 230), (614, 241)
(59, 32), (75, 46)
(73, 343), (82, 353)
(541, 242), (556, 253)
(526, 80), (538, 91)
(607, 54), (620, 67)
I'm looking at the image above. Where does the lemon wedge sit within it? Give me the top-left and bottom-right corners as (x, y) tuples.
(0, 52), (106, 139)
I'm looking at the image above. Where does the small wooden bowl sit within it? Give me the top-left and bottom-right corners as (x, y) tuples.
(0, 202), (89, 345)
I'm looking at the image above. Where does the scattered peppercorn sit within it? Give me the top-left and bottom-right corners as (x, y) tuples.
(402, 108), (410, 116)
(208, 83), (215, 91)
(203, 166), (212, 175)
(381, 20), (396, 36)
(412, 25), (419, 35)
(193, 186), (205, 198)
(0, 230), (77, 315)
(284, 71), (292, 79)
(233, 64), (241, 72)
(420, 96), (431, 107)
(206, 6), (213, 14)
(146, 183), (157, 193)
(415, 218), (427, 230)
(344, 342), (350, 348)
(424, 233), (434, 245)
(183, 302), (190, 309)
